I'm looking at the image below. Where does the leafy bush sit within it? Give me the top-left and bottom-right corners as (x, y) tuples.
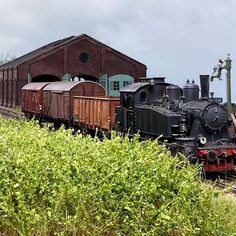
(0, 117), (236, 235)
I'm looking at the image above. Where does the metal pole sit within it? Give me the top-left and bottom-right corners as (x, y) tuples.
(225, 55), (232, 117)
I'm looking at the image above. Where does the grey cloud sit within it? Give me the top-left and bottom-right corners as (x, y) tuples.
(0, 0), (235, 101)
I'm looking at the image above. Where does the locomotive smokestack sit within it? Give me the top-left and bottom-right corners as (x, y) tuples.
(200, 75), (210, 99)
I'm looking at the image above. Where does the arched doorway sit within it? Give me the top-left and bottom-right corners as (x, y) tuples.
(31, 74), (60, 82)
(71, 74), (98, 82)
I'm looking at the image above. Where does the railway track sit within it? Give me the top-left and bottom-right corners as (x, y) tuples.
(209, 173), (236, 195)
(0, 106), (24, 120)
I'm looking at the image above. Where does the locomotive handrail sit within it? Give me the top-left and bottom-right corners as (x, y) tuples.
(231, 113), (236, 130)
(215, 139), (230, 145)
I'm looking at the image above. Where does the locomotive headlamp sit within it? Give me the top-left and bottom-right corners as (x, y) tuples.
(199, 137), (207, 145)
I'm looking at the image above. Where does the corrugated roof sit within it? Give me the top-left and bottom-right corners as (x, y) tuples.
(0, 34), (146, 70)
(43, 81), (81, 92)
(22, 82), (51, 91)
(43, 81), (105, 92)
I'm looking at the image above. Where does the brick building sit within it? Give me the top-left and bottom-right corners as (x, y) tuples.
(0, 34), (147, 107)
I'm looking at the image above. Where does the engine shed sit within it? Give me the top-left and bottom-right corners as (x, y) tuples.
(0, 34), (146, 108)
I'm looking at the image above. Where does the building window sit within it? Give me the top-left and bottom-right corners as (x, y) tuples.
(123, 81), (131, 87)
(79, 52), (90, 63)
(110, 81), (120, 91)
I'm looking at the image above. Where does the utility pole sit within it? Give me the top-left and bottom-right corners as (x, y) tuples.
(210, 54), (232, 118)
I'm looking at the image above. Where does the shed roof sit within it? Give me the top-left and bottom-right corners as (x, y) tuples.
(0, 34), (147, 70)
(22, 82), (51, 91)
(0, 36), (75, 69)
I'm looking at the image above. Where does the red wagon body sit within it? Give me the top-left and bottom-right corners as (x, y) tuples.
(42, 81), (105, 123)
(21, 82), (50, 118)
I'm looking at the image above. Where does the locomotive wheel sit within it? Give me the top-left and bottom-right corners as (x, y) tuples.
(187, 154), (198, 165)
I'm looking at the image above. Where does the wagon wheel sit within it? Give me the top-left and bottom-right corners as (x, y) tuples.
(103, 130), (110, 139)
(81, 127), (88, 136)
(25, 112), (33, 120)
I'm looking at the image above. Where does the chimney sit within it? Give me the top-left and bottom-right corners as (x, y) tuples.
(200, 75), (209, 99)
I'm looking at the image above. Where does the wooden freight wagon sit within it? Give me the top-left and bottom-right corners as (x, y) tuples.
(21, 82), (50, 118)
(73, 96), (120, 131)
(42, 81), (105, 123)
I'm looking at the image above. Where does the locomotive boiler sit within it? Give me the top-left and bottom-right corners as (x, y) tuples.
(116, 76), (236, 172)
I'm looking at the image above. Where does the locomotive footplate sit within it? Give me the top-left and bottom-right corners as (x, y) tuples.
(168, 138), (236, 172)
(197, 145), (236, 172)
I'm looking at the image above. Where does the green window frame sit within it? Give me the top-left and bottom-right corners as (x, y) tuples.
(110, 81), (120, 91)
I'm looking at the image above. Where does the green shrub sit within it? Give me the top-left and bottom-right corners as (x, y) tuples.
(0, 117), (235, 235)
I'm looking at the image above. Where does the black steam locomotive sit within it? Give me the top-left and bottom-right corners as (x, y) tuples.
(116, 75), (236, 172)
(21, 73), (236, 173)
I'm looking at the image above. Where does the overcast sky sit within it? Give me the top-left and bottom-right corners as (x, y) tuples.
(1, 0), (236, 101)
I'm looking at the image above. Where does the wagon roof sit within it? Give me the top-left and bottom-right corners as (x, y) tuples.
(22, 82), (51, 90)
(43, 81), (102, 92)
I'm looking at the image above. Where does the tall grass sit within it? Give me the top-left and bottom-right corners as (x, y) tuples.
(0, 117), (235, 235)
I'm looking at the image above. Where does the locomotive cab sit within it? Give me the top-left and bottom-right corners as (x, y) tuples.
(116, 77), (173, 135)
